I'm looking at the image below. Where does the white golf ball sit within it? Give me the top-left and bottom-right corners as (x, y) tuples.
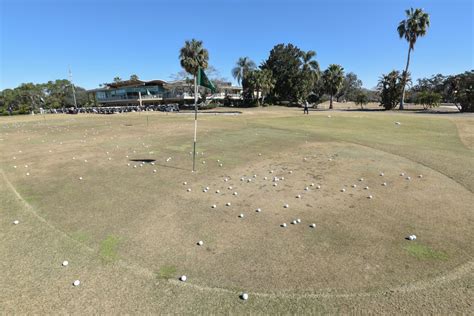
(211, 205), (216, 209)
(352, 184), (357, 188)
(273, 183), (278, 187)
(310, 223), (316, 228)
(359, 178), (364, 181)
(292, 220), (297, 225)
(239, 214), (244, 218)
(281, 223), (287, 228)
(341, 188), (346, 192)
(284, 204), (289, 208)
(197, 241), (203, 246)
(380, 172), (384, 176)
(13, 165), (17, 168)
(289, 171), (293, 174)
(187, 188), (191, 192)
(264, 177), (268, 180)
(13, 220), (19, 225)
(180, 275), (187, 282)
(400, 173), (405, 176)
(316, 185), (321, 189)
(382, 182), (387, 186)
(233, 192), (238, 196)
(297, 219), (301, 223)
(153, 169), (157, 173)
(270, 170), (274, 173)
(296, 194), (301, 198)
(219, 164), (223, 167)
(73, 280), (81, 286)
(368, 195), (373, 199)
(418, 174), (423, 178)
(310, 183), (314, 187)
(256, 208), (261, 212)
(224, 178), (228, 182)
(183, 182), (187, 185)
(406, 176), (411, 180)
(62, 260), (69, 266)
(305, 187), (309, 191)
(215, 190), (220, 193)
(241, 293), (249, 300)
(228, 186), (233, 190)
(364, 186), (369, 190)
(26, 173), (30, 176)
(247, 179), (252, 183)
(134, 165), (137, 168)
(226, 202), (231, 206)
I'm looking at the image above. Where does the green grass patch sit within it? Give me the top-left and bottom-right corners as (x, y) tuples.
(404, 243), (448, 260)
(157, 265), (177, 280)
(99, 235), (120, 263)
(70, 231), (91, 243)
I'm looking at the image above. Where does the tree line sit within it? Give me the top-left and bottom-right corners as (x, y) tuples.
(1, 7), (472, 114)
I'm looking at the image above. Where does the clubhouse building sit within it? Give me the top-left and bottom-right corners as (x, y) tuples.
(87, 79), (242, 107)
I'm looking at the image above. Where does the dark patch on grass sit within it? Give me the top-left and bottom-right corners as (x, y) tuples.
(157, 265), (177, 280)
(404, 243), (448, 260)
(129, 159), (156, 163)
(99, 235), (120, 263)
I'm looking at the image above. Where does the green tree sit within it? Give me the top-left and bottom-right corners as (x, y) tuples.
(299, 50), (320, 103)
(415, 91), (442, 109)
(231, 57), (256, 85)
(322, 64), (345, 109)
(378, 70), (409, 110)
(261, 43), (302, 102)
(355, 91), (369, 109)
(445, 70), (473, 112)
(246, 69), (275, 105)
(336, 72), (363, 102)
(129, 74), (139, 81)
(113, 76), (122, 82)
(179, 39), (209, 77)
(397, 7), (430, 110)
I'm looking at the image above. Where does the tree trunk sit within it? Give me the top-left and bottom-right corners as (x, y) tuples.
(400, 46), (412, 110)
(329, 94), (333, 110)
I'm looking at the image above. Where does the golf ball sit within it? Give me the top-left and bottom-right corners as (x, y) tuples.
(62, 260), (69, 266)
(73, 280), (80, 286)
(13, 220), (19, 225)
(180, 275), (187, 282)
(241, 293), (249, 300)
(310, 223), (316, 228)
(197, 241), (203, 246)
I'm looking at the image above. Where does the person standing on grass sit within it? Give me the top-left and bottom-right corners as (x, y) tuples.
(304, 101), (309, 115)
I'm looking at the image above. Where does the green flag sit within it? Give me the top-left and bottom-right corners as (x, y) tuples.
(197, 67), (216, 93)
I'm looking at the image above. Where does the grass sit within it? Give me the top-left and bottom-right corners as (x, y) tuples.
(1, 108), (473, 313)
(157, 265), (177, 280)
(404, 243), (449, 260)
(99, 235), (120, 263)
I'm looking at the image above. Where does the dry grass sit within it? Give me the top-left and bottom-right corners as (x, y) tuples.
(0, 108), (473, 313)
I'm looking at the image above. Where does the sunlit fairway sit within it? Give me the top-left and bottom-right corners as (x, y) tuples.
(1, 107), (473, 313)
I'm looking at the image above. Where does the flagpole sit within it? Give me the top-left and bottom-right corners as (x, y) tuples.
(192, 72), (198, 172)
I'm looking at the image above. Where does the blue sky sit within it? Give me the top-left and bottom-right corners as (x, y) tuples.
(1, 0), (472, 90)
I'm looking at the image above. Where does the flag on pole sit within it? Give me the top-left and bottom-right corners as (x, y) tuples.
(197, 67), (216, 93)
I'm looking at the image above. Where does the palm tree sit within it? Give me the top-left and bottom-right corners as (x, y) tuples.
(397, 7), (430, 110)
(113, 76), (122, 83)
(232, 57), (256, 85)
(322, 64), (344, 109)
(129, 74), (139, 81)
(300, 50), (320, 73)
(179, 39), (209, 77)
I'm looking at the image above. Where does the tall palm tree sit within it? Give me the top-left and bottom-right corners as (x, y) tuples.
(231, 57), (256, 85)
(179, 39), (209, 77)
(322, 64), (344, 110)
(397, 7), (430, 110)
